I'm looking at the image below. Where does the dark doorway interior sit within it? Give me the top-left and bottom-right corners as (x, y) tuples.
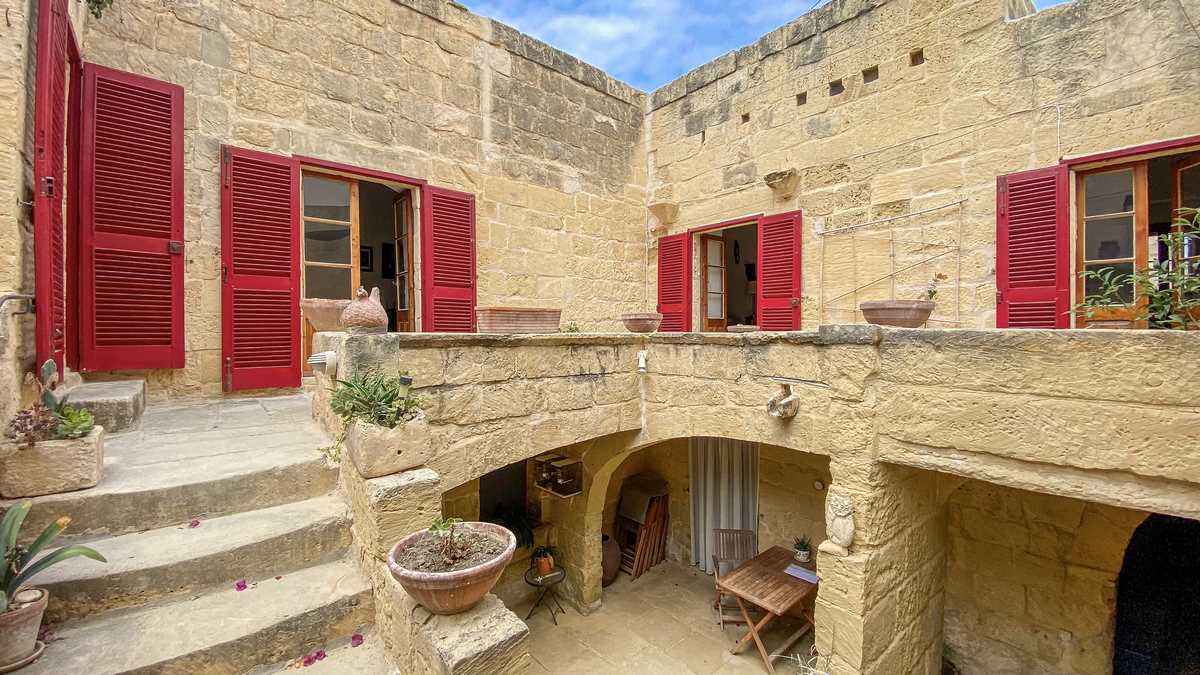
(1114, 514), (1200, 674)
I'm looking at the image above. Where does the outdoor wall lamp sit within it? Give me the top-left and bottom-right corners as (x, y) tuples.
(397, 375), (414, 398)
(637, 350), (648, 374)
(306, 351), (338, 379)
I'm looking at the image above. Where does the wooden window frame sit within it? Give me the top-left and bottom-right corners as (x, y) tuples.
(300, 172), (360, 298)
(1074, 161), (1149, 326)
(394, 191), (416, 332)
(701, 233), (727, 331)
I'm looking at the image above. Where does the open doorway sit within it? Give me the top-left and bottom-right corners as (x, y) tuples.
(300, 171), (418, 369)
(699, 222), (758, 331)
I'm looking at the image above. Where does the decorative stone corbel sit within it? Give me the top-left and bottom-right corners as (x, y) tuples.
(766, 383), (799, 418)
(818, 492), (855, 557)
(763, 169), (799, 200)
(648, 201), (679, 226)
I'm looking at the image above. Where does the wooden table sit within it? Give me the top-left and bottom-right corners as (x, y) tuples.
(716, 546), (818, 674)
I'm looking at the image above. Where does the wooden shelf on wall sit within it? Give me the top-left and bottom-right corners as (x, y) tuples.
(532, 453), (582, 498)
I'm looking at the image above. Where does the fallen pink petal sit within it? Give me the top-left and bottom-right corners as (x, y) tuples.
(188, 519), (200, 528)
(350, 633), (364, 648)
(234, 579), (247, 592)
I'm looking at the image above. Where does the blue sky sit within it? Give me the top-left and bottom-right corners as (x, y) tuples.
(467, 0), (1070, 91)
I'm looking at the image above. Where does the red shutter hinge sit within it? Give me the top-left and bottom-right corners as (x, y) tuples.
(40, 176), (55, 197)
(222, 265), (229, 284)
(223, 357), (233, 391)
(996, 290), (1004, 304)
(222, 147), (231, 188)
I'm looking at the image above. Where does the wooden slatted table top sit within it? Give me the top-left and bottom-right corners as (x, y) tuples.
(716, 545), (817, 616)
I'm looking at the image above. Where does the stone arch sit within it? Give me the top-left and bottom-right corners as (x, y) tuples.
(1113, 513), (1200, 673)
(940, 479), (1151, 674)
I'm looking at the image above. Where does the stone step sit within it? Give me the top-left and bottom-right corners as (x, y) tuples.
(3, 418), (337, 540)
(38, 495), (351, 622)
(64, 380), (146, 433)
(254, 632), (395, 674)
(25, 560), (373, 675)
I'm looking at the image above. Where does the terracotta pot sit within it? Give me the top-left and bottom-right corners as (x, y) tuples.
(859, 300), (935, 328)
(0, 588), (47, 671)
(534, 554), (554, 577)
(601, 534), (621, 586)
(621, 312), (662, 333)
(475, 307), (562, 333)
(299, 298), (351, 332)
(340, 287), (389, 333)
(387, 522), (516, 615)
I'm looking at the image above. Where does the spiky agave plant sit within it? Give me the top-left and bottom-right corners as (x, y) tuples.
(1, 501), (106, 613)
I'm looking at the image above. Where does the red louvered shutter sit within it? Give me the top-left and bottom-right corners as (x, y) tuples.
(420, 186), (476, 332)
(996, 166), (1069, 328)
(221, 146), (300, 391)
(657, 233), (691, 332)
(756, 210), (803, 330)
(79, 64), (184, 371)
(32, 0), (71, 378)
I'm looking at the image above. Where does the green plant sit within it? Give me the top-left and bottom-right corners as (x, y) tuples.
(2, 500), (106, 613)
(793, 535), (811, 552)
(329, 370), (424, 429)
(1076, 208), (1200, 330)
(924, 272), (949, 301)
(429, 517), (464, 564)
(5, 360), (95, 447)
(86, 0), (114, 19)
(56, 406), (95, 440)
(488, 503), (538, 549)
(562, 322), (581, 333)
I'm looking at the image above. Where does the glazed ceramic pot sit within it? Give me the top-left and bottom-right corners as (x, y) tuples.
(0, 588), (47, 671)
(387, 522), (516, 615)
(601, 534), (621, 586)
(859, 300), (935, 328)
(620, 312), (663, 333)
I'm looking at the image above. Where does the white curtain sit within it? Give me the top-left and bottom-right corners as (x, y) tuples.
(690, 437), (759, 575)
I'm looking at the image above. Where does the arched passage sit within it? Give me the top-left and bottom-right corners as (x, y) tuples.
(1114, 514), (1200, 673)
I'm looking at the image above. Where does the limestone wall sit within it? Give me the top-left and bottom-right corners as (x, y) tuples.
(644, 0), (1200, 328)
(72, 0), (647, 397)
(601, 438), (691, 564)
(944, 480), (1147, 674)
(758, 443), (830, 554)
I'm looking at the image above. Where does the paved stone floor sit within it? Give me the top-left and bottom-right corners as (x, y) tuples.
(518, 560), (815, 674)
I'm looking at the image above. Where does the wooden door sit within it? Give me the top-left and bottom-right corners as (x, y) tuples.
(299, 172), (359, 370)
(701, 234), (727, 331)
(393, 191), (415, 332)
(220, 146), (301, 391)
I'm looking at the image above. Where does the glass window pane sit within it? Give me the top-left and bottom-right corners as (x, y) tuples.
(1181, 165), (1200, 212)
(1084, 262), (1134, 304)
(707, 269), (723, 293)
(305, 265), (352, 300)
(304, 220), (351, 264)
(707, 293), (723, 319)
(302, 175), (351, 221)
(1085, 170), (1134, 216)
(706, 239), (722, 260)
(1084, 215), (1134, 261)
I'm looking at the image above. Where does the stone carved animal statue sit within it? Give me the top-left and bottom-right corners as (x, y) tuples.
(339, 287), (388, 333)
(818, 492), (854, 557)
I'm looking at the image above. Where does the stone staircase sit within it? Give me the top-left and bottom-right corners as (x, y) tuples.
(8, 394), (385, 674)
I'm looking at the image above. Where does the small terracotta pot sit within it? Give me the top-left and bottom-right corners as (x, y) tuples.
(387, 522), (516, 615)
(859, 300), (935, 328)
(534, 554), (554, 577)
(0, 588), (47, 671)
(621, 312), (663, 333)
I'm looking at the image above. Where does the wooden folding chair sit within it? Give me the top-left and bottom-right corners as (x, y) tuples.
(711, 528), (757, 628)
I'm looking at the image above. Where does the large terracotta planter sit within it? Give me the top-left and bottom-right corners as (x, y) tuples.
(0, 588), (47, 671)
(475, 307), (561, 334)
(387, 522), (516, 615)
(601, 534), (621, 586)
(621, 312), (662, 333)
(859, 300), (934, 328)
(344, 416), (431, 479)
(0, 427), (105, 499)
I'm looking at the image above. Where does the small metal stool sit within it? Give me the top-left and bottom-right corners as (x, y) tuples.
(523, 566), (566, 625)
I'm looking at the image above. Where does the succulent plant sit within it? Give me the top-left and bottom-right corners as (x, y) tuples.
(5, 360), (97, 447)
(2, 500), (106, 613)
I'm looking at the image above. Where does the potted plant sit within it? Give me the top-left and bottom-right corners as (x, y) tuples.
(1, 361), (103, 498)
(1076, 209), (1200, 330)
(386, 517), (517, 615)
(793, 536), (812, 563)
(531, 545), (558, 577)
(1, 500), (106, 671)
(328, 370), (427, 478)
(860, 273), (947, 328)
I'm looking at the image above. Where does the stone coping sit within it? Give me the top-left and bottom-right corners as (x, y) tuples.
(322, 324), (1195, 350)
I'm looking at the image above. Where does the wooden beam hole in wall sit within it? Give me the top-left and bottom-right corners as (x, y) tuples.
(796, 92), (807, 106)
(910, 49), (925, 66)
(862, 66), (879, 83)
(829, 79), (844, 96)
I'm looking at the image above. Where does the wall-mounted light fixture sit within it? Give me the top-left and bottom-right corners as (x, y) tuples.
(637, 351), (648, 374)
